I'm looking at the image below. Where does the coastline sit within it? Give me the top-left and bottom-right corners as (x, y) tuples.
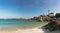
(0, 22), (49, 33)
(0, 27), (45, 33)
(0, 26), (60, 33)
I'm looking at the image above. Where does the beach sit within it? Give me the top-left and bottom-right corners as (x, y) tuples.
(0, 27), (45, 33)
(0, 20), (49, 33)
(0, 27), (60, 33)
(0, 19), (59, 33)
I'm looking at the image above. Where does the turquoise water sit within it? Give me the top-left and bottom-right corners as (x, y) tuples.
(0, 19), (48, 30)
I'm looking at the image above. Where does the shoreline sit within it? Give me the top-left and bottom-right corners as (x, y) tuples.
(0, 26), (60, 33)
(0, 27), (45, 33)
(0, 22), (49, 33)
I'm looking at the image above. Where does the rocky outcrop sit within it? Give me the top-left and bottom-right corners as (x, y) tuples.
(43, 20), (60, 31)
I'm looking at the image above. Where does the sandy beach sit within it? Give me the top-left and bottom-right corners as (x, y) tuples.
(0, 27), (60, 33)
(0, 27), (45, 33)
(0, 22), (50, 33)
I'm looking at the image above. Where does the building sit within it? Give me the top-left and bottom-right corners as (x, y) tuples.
(48, 12), (54, 17)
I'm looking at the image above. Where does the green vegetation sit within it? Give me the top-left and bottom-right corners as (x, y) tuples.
(55, 13), (60, 18)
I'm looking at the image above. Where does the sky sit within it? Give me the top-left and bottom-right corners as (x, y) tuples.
(0, 0), (59, 18)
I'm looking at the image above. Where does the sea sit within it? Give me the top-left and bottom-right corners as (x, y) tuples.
(0, 19), (48, 30)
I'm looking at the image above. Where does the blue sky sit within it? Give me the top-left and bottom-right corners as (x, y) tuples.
(0, 0), (59, 18)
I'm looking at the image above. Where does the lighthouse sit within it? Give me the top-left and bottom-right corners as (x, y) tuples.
(48, 10), (50, 14)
